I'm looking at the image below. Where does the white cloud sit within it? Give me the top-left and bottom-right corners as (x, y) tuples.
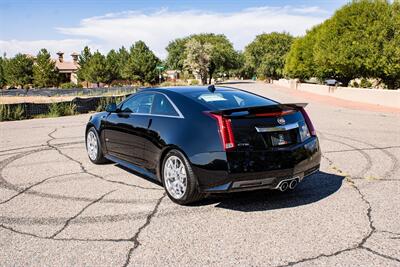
(0, 39), (93, 60)
(1, 6), (329, 59)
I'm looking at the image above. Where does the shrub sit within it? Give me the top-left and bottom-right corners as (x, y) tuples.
(0, 104), (26, 121)
(60, 82), (82, 89)
(48, 102), (62, 117)
(360, 78), (373, 88)
(351, 81), (360, 88)
(110, 80), (130, 87)
(159, 80), (188, 87)
(189, 79), (200, 85)
(96, 96), (126, 112)
(96, 97), (113, 112)
(63, 102), (77, 116)
(48, 102), (76, 117)
(159, 81), (173, 87)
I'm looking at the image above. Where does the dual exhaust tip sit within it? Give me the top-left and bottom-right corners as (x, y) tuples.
(278, 178), (299, 192)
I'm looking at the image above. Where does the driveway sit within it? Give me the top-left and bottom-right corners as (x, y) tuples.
(1, 81), (399, 266)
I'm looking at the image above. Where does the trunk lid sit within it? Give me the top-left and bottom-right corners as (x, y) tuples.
(210, 103), (308, 151)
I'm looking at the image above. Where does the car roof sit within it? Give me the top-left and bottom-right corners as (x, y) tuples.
(135, 85), (278, 112)
(140, 86), (237, 95)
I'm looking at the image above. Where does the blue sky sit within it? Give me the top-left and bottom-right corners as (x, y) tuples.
(0, 0), (348, 58)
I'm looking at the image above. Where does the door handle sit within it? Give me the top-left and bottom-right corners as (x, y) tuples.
(117, 113), (129, 118)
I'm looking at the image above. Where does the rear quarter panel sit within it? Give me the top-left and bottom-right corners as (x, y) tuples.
(148, 92), (229, 184)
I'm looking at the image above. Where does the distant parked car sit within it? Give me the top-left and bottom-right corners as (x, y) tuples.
(325, 79), (342, 86)
(85, 86), (321, 205)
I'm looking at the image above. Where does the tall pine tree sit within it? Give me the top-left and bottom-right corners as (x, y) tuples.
(0, 56), (6, 88)
(5, 53), (34, 88)
(106, 49), (120, 85)
(85, 51), (108, 87)
(123, 41), (160, 84)
(33, 49), (58, 88)
(117, 46), (129, 81)
(77, 46), (92, 87)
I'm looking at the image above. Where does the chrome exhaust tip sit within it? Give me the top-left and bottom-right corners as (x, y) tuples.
(289, 179), (298, 190)
(279, 181), (289, 192)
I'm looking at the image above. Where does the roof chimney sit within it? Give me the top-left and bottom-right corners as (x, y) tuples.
(56, 51), (64, 63)
(71, 52), (79, 65)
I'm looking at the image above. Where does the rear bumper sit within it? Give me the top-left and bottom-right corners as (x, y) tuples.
(202, 164), (319, 193)
(190, 137), (321, 193)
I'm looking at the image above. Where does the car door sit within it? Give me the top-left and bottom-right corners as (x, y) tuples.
(104, 93), (154, 166)
(143, 93), (184, 174)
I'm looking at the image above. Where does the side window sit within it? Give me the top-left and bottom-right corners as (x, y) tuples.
(120, 94), (154, 114)
(151, 94), (179, 117)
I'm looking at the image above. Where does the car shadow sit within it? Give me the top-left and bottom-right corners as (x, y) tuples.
(115, 164), (163, 186)
(193, 171), (344, 212)
(113, 163), (343, 212)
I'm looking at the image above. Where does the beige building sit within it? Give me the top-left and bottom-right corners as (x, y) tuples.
(164, 70), (180, 81)
(55, 52), (79, 84)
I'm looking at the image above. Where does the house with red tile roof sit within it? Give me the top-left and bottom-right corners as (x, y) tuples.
(55, 51), (79, 84)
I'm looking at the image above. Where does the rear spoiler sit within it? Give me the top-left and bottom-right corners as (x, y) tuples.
(209, 103), (308, 117)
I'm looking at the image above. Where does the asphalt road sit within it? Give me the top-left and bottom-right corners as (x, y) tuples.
(1, 81), (399, 266)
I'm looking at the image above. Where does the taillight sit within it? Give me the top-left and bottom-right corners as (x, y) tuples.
(299, 108), (316, 136)
(206, 113), (236, 151)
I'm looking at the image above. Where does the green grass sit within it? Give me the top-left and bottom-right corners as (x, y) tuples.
(159, 81), (189, 87)
(189, 79), (200, 85)
(48, 102), (77, 117)
(96, 96), (126, 112)
(0, 94), (129, 121)
(0, 104), (26, 121)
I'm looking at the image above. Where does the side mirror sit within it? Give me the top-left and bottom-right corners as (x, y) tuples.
(105, 103), (117, 113)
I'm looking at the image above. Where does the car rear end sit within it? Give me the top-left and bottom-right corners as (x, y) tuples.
(208, 103), (321, 192)
(185, 88), (321, 193)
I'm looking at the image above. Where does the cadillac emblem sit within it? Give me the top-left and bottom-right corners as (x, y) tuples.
(277, 117), (286, 125)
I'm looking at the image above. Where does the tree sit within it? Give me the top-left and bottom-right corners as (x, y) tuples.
(77, 46), (92, 86)
(33, 48), (58, 88)
(184, 39), (213, 85)
(0, 56), (6, 88)
(117, 46), (129, 81)
(85, 51), (108, 87)
(241, 52), (256, 79)
(381, 0), (400, 89)
(166, 34), (240, 83)
(284, 26), (320, 81)
(106, 49), (120, 84)
(165, 37), (189, 71)
(244, 32), (293, 80)
(122, 41), (160, 84)
(284, 0), (400, 88)
(235, 52), (253, 79)
(192, 34), (239, 83)
(4, 53), (34, 88)
(312, 0), (397, 86)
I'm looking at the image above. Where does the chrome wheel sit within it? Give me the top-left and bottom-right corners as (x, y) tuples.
(86, 131), (98, 161)
(164, 155), (187, 199)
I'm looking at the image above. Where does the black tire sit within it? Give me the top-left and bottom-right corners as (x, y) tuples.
(162, 149), (203, 205)
(86, 127), (108, 164)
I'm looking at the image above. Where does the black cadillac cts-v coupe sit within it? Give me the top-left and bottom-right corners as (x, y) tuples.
(86, 86), (321, 204)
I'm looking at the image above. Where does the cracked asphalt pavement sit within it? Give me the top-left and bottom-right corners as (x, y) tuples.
(0, 81), (399, 266)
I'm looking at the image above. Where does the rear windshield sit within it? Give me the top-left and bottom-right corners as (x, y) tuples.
(186, 90), (277, 110)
